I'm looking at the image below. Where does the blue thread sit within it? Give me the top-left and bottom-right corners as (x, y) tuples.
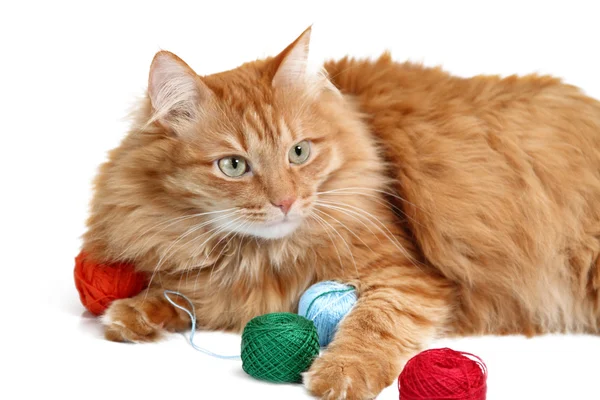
(163, 290), (241, 360)
(297, 281), (357, 347)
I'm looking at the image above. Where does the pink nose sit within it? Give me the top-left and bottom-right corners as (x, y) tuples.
(272, 197), (296, 215)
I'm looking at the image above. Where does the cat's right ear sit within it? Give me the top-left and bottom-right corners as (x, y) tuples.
(147, 51), (213, 133)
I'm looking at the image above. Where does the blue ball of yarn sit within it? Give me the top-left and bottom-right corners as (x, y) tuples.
(298, 281), (357, 347)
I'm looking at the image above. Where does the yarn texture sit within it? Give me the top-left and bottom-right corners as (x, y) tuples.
(241, 313), (320, 383)
(398, 348), (487, 400)
(73, 251), (147, 316)
(298, 281), (357, 347)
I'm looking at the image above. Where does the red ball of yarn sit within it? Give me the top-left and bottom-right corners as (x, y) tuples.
(73, 251), (147, 316)
(398, 348), (487, 400)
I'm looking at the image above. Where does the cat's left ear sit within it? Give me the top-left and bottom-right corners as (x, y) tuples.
(272, 27), (339, 95)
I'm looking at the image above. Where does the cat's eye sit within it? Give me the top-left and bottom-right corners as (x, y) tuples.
(289, 140), (311, 165)
(217, 156), (248, 178)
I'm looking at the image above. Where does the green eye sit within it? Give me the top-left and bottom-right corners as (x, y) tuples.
(218, 156), (248, 177)
(289, 140), (311, 164)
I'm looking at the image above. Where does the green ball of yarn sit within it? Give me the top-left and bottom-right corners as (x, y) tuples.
(241, 312), (320, 383)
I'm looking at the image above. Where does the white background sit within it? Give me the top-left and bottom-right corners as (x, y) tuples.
(2, 1), (599, 399)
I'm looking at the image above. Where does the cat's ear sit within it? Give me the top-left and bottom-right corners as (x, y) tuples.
(272, 27), (340, 96)
(148, 51), (213, 133)
(272, 27), (313, 88)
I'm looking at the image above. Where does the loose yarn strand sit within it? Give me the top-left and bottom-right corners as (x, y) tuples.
(163, 290), (241, 360)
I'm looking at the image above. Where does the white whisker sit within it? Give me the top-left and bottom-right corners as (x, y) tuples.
(313, 208), (360, 279)
(317, 190), (424, 227)
(145, 210), (241, 295)
(206, 218), (252, 286)
(317, 186), (429, 216)
(178, 215), (245, 291)
(308, 211), (345, 274)
(313, 202), (380, 246)
(315, 199), (423, 270)
(187, 215), (246, 291)
(117, 207), (239, 260)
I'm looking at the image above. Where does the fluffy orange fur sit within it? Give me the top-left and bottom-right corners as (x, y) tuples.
(83, 28), (600, 399)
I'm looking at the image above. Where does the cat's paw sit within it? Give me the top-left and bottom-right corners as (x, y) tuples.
(304, 349), (394, 400)
(102, 291), (190, 343)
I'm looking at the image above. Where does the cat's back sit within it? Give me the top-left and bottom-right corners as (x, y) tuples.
(326, 54), (600, 334)
(325, 54), (600, 212)
(325, 53), (600, 140)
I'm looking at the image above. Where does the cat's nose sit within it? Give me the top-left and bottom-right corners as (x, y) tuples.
(271, 196), (296, 215)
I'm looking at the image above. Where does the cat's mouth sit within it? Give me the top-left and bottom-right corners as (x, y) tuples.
(262, 215), (300, 227)
(253, 217), (303, 239)
(226, 215), (303, 240)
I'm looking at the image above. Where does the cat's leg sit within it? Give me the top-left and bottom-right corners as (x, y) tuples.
(304, 263), (452, 400)
(102, 288), (191, 342)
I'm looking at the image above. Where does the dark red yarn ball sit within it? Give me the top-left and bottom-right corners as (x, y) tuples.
(398, 348), (487, 400)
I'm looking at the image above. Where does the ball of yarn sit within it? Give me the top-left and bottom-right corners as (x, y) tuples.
(298, 281), (357, 347)
(241, 313), (320, 383)
(73, 251), (147, 316)
(398, 348), (487, 400)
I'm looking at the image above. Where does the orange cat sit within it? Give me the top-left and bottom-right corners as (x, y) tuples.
(83, 27), (600, 399)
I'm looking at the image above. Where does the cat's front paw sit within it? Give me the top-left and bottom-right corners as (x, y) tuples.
(304, 348), (395, 400)
(102, 290), (190, 343)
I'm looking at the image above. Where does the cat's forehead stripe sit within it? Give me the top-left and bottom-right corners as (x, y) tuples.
(278, 117), (294, 143)
(242, 105), (287, 145)
(244, 109), (266, 140)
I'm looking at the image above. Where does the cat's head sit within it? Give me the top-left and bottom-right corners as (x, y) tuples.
(118, 27), (380, 243)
